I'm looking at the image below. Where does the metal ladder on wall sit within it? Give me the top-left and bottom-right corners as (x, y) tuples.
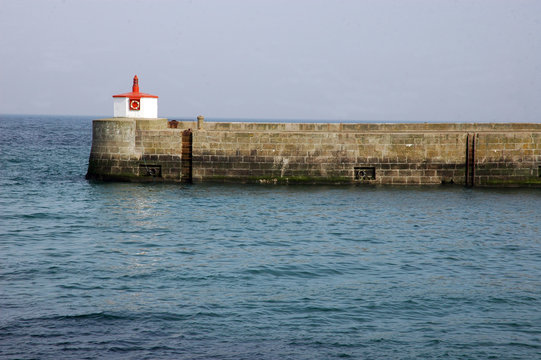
(181, 129), (193, 183)
(465, 133), (476, 187)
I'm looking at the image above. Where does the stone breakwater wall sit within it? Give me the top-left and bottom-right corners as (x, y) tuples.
(86, 118), (184, 182)
(86, 118), (541, 186)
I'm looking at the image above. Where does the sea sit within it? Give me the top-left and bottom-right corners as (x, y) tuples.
(1, 114), (540, 359)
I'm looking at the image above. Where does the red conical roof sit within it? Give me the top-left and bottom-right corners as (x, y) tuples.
(113, 75), (158, 99)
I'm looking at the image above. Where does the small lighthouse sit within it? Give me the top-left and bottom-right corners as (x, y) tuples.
(112, 75), (158, 118)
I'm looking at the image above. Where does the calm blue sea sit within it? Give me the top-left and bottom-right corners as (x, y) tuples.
(1, 114), (541, 359)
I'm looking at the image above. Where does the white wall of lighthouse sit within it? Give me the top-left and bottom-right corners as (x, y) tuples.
(113, 97), (158, 118)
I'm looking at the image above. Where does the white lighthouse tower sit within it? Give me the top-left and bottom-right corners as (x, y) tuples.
(112, 75), (158, 118)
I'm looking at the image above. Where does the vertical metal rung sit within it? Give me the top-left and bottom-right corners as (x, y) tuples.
(465, 133), (476, 187)
(181, 129), (193, 183)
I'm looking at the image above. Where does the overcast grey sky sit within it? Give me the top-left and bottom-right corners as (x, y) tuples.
(1, 0), (540, 121)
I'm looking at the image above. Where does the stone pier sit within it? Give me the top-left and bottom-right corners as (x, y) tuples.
(87, 119), (541, 187)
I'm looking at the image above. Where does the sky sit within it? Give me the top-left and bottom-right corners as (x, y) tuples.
(1, 0), (540, 122)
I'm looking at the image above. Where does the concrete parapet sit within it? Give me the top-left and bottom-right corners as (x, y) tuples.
(178, 121), (541, 133)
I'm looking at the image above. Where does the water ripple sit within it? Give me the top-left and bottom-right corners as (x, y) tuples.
(1, 115), (541, 359)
